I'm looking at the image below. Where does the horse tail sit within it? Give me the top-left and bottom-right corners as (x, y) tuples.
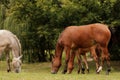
(13, 35), (22, 56)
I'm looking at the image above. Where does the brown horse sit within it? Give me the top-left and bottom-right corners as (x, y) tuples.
(76, 49), (89, 74)
(61, 43), (101, 74)
(61, 47), (90, 74)
(51, 23), (111, 75)
(75, 44), (102, 74)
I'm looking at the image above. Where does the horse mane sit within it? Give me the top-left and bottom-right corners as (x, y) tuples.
(13, 35), (22, 56)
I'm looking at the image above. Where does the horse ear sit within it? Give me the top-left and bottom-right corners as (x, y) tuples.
(18, 55), (23, 60)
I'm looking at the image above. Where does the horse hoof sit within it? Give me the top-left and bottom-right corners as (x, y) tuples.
(77, 71), (80, 74)
(51, 71), (57, 74)
(96, 72), (100, 74)
(108, 68), (111, 72)
(68, 72), (71, 74)
(106, 69), (111, 75)
(62, 70), (67, 74)
(62, 71), (66, 74)
(7, 69), (11, 72)
(81, 68), (85, 74)
(67, 69), (73, 74)
(51, 72), (57, 74)
(67, 71), (72, 74)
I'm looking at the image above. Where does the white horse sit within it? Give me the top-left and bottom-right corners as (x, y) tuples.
(0, 30), (22, 73)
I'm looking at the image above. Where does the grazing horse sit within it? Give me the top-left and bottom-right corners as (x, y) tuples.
(0, 30), (22, 73)
(51, 23), (111, 75)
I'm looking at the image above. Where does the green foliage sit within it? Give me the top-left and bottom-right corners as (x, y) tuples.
(0, 0), (119, 62)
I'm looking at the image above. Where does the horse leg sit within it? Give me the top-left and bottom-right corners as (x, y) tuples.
(90, 47), (99, 74)
(0, 47), (6, 58)
(62, 47), (70, 74)
(106, 56), (111, 75)
(82, 54), (89, 73)
(76, 50), (83, 74)
(67, 49), (76, 74)
(101, 47), (111, 75)
(6, 51), (11, 72)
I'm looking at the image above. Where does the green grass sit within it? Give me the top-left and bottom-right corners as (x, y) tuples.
(0, 61), (120, 80)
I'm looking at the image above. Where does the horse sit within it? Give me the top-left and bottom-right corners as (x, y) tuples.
(75, 44), (102, 74)
(0, 30), (22, 73)
(63, 44), (101, 74)
(51, 23), (111, 75)
(76, 49), (89, 74)
(61, 47), (90, 74)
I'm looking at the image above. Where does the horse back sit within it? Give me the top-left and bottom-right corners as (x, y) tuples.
(57, 23), (111, 49)
(90, 23), (111, 46)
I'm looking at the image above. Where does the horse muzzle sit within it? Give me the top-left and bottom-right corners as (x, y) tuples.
(51, 70), (57, 74)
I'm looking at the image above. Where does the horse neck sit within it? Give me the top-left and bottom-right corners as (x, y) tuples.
(12, 35), (21, 58)
(54, 43), (63, 60)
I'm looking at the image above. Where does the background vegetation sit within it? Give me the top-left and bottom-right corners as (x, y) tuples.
(0, 0), (120, 62)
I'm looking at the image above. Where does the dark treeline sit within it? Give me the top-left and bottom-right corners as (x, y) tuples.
(0, 0), (120, 62)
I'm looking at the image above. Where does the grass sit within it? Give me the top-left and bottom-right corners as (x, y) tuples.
(0, 61), (120, 80)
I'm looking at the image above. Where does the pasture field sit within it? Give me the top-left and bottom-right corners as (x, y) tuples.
(0, 61), (120, 80)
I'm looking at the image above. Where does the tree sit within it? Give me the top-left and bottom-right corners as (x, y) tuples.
(0, 0), (119, 62)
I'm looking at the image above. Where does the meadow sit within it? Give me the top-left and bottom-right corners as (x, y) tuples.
(0, 61), (120, 80)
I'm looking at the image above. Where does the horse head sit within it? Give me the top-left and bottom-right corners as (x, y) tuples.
(51, 55), (61, 74)
(12, 55), (22, 73)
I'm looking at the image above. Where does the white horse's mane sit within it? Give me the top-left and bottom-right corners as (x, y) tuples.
(13, 34), (22, 56)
